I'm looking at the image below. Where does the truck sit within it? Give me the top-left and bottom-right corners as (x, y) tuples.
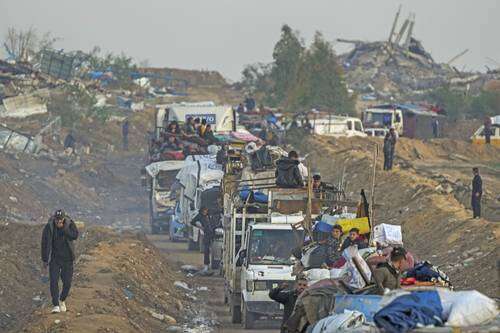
(175, 154), (224, 261)
(222, 159), (318, 329)
(311, 115), (366, 137)
(362, 104), (445, 139)
(144, 160), (185, 234)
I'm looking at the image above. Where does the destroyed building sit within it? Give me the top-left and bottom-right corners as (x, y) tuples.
(337, 7), (500, 101)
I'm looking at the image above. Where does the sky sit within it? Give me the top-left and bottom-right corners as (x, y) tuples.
(1, 0), (499, 81)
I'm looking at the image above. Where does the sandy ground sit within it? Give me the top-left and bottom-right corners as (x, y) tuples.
(149, 235), (279, 333)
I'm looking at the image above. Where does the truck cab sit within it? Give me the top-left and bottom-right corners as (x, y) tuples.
(239, 222), (304, 328)
(362, 107), (403, 136)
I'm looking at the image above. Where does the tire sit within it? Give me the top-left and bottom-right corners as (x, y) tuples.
(242, 302), (255, 329)
(231, 298), (241, 324)
(211, 259), (220, 270)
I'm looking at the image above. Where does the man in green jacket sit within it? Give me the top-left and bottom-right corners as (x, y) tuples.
(372, 247), (407, 295)
(41, 209), (79, 313)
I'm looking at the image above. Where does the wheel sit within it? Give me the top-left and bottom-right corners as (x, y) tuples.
(187, 238), (199, 251)
(211, 259), (220, 270)
(231, 298), (241, 324)
(242, 302), (255, 329)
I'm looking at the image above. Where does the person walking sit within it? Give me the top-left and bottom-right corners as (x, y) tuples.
(471, 167), (482, 218)
(41, 209), (79, 313)
(269, 276), (308, 333)
(190, 207), (216, 272)
(122, 119), (129, 150)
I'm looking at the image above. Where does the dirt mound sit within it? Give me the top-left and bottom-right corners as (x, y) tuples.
(138, 67), (228, 87)
(289, 133), (499, 296)
(1, 225), (193, 333)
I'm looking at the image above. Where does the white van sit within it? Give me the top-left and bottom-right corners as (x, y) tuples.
(312, 116), (367, 137)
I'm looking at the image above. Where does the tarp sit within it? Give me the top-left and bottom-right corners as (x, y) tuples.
(176, 155), (223, 200)
(145, 160), (186, 177)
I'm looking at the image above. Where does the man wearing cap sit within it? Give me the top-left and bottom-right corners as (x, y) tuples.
(41, 210), (79, 313)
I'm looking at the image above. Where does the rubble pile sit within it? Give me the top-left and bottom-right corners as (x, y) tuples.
(337, 7), (500, 100)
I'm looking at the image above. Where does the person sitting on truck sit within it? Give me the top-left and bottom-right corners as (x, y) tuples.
(202, 124), (219, 145)
(190, 207), (216, 273)
(269, 275), (308, 333)
(275, 151), (304, 188)
(327, 224), (344, 263)
(184, 117), (196, 135)
(166, 121), (183, 136)
(372, 247), (407, 294)
(198, 119), (208, 137)
(162, 136), (184, 151)
(341, 228), (368, 251)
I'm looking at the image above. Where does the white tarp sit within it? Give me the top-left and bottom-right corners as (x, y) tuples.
(145, 160), (186, 177)
(176, 155), (223, 200)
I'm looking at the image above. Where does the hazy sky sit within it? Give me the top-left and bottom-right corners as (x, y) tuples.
(2, 1), (499, 81)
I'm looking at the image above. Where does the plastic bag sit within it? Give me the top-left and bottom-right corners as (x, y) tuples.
(311, 310), (365, 333)
(438, 290), (499, 327)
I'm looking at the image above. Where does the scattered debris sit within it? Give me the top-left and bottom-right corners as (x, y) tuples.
(174, 281), (191, 291)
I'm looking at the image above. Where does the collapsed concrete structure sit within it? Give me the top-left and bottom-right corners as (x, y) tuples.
(337, 6), (500, 100)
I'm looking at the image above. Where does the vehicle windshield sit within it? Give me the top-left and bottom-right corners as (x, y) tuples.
(248, 229), (304, 265)
(365, 112), (392, 127)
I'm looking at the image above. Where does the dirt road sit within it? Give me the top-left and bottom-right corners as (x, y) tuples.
(149, 235), (279, 333)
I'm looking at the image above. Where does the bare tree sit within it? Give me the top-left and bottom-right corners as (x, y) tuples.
(3, 26), (59, 62)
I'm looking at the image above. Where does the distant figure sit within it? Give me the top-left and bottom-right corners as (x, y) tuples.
(198, 119), (207, 137)
(122, 119), (129, 150)
(484, 117), (492, 144)
(184, 116), (196, 135)
(275, 151), (304, 188)
(383, 128), (397, 170)
(327, 224), (344, 263)
(269, 276), (308, 333)
(244, 96), (256, 112)
(204, 124), (218, 145)
(471, 167), (482, 218)
(432, 117), (439, 138)
(190, 207), (216, 272)
(236, 103), (245, 114)
(63, 131), (76, 155)
(41, 209), (79, 314)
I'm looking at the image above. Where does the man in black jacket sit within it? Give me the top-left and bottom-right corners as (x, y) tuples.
(275, 151), (303, 188)
(471, 167), (483, 218)
(269, 276), (308, 333)
(41, 209), (79, 313)
(191, 207), (216, 272)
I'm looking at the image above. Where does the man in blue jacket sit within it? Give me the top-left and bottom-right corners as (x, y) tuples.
(41, 209), (79, 313)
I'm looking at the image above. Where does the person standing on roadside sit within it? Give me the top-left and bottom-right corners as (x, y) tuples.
(383, 128), (397, 170)
(41, 209), (79, 313)
(122, 119), (129, 150)
(471, 167), (483, 218)
(269, 276), (308, 333)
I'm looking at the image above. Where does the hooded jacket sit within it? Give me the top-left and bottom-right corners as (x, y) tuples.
(275, 157), (303, 188)
(41, 216), (79, 263)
